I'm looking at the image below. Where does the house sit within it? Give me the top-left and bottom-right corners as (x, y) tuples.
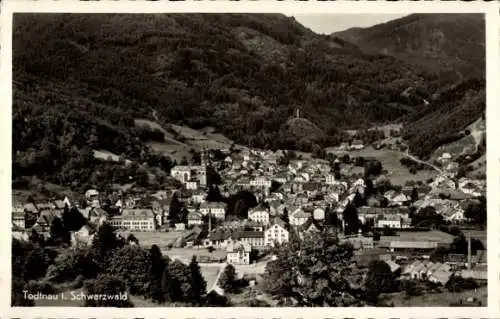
(459, 181), (482, 197)
(54, 200), (66, 210)
(63, 196), (72, 208)
(24, 203), (38, 214)
(428, 265), (453, 285)
(227, 242), (252, 265)
(33, 210), (59, 233)
(273, 173), (288, 184)
(187, 211), (203, 226)
(85, 189), (100, 208)
(377, 216), (401, 229)
(88, 207), (108, 225)
(325, 174), (336, 185)
(342, 235), (374, 251)
(239, 231), (266, 248)
(200, 202), (227, 219)
(185, 180), (198, 190)
(351, 140), (364, 150)
(71, 224), (94, 247)
(385, 260), (401, 274)
(120, 209), (156, 231)
(248, 206), (270, 225)
(298, 219), (323, 235)
(388, 241), (438, 252)
(249, 177), (270, 188)
(191, 190), (206, 204)
(12, 204), (26, 229)
(460, 266), (488, 282)
(171, 166), (192, 183)
(265, 218), (289, 246)
(313, 207), (325, 220)
(289, 208), (310, 226)
(388, 193), (410, 206)
(36, 202), (55, 212)
(109, 215), (123, 229)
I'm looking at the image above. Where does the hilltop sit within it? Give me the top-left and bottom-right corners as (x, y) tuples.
(334, 13), (485, 78)
(12, 13), (485, 190)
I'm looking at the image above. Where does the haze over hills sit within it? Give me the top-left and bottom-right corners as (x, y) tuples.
(12, 13), (485, 190)
(334, 13), (485, 78)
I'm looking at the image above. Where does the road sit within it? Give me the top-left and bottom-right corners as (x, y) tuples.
(400, 142), (444, 175)
(403, 151), (444, 175)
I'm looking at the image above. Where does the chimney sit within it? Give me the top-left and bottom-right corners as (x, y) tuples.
(467, 232), (472, 270)
(208, 212), (212, 233)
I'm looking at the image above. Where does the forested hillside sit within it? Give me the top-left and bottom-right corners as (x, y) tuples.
(13, 13), (485, 190)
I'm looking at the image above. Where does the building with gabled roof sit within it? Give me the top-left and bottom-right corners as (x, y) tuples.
(119, 208), (156, 231)
(187, 211), (203, 226)
(265, 217), (289, 247)
(248, 205), (270, 225)
(289, 208), (310, 226)
(227, 241), (252, 265)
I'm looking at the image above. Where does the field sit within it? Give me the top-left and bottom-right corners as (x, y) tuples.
(123, 231), (185, 250)
(338, 147), (438, 186)
(135, 119), (234, 162)
(384, 286), (487, 307)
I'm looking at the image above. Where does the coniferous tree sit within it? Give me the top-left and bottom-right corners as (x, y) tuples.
(218, 264), (237, 292)
(282, 207), (289, 225)
(353, 190), (365, 207)
(90, 222), (123, 266)
(149, 245), (166, 303)
(49, 217), (71, 245)
(189, 256), (207, 305)
(343, 203), (360, 235)
(160, 261), (171, 302)
(411, 187), (419, 202)
(168, 194), (183, 226)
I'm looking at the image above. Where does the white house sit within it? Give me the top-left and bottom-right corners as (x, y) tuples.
(185, 181), (198, 190)
(313, 207), (325, 220)
(187, 211), (203, 226)
(200, 202), (227, 219)
(290, 208), (310, 226)
(250, 176), (272, 188)
(227, 242), (251, 265)
(248, 206), (270, 225)
(191, 190), (206, 204)
(265, 218), (289, 246)
(377, 217), (401, 229)
(325, 174), (336, 185)
(171, 166), (192, 183)
(120, 209), (156, 231)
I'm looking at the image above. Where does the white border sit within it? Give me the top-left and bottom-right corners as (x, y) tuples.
(1, 0), (498, 318)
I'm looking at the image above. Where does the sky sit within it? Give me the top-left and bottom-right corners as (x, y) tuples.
(292, 14), (408, 35)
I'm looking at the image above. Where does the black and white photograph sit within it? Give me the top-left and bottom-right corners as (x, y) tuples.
(5, 1), (493, 313)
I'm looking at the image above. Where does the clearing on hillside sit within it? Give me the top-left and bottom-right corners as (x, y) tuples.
(337, 147), (438, 186)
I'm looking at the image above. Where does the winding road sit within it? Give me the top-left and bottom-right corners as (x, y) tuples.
(400, 142), (444, 175)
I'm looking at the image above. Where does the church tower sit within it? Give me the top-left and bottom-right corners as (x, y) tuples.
(198, 148), (207, 186)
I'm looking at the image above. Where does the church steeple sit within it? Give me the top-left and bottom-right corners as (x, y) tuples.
(296, 108), (300, 119)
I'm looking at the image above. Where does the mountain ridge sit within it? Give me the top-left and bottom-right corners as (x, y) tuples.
(333, 13), (485, 78)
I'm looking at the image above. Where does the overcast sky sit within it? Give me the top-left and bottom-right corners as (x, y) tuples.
(293, 14), (408, 35)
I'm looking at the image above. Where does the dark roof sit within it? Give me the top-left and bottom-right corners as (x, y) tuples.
(303, 182), (321, 191)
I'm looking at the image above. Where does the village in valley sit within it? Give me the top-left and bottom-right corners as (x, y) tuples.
(10, 11), (488, 308)
(12, 126), (487, 307)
